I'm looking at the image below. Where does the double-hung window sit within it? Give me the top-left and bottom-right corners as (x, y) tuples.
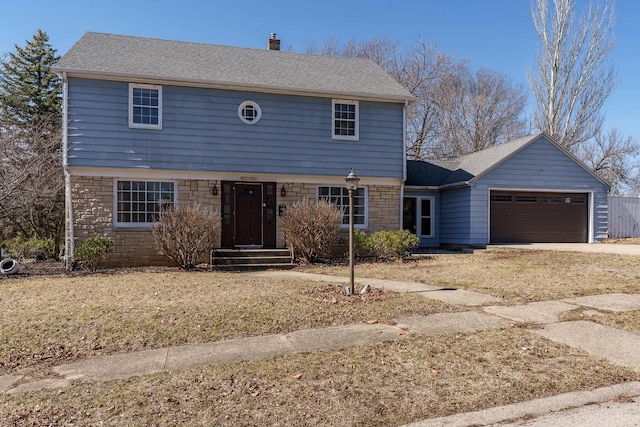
(129, 83), (162, 129)
(115, 180), (175, 227)
(332, 99), (359, 140)
(318, 186), (367, 228)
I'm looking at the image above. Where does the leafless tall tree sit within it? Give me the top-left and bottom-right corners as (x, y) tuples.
(0, 120), (64, 242)
(576, 129), (640, 195)
(432, 68), (528, 158)
(528, 0), (617, 150)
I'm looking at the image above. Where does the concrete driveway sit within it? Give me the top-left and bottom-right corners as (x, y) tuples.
(490, 243), (640, 256)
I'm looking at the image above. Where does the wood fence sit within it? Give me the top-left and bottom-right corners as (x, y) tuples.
(608, 196), (640, 238)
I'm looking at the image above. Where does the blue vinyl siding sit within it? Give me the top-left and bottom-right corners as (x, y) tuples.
(439, 187), (472, 244)
(468, 137), (608, 244)
(66, 78), (405, 178)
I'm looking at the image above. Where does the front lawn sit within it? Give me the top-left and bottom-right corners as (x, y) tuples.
(1, 249), (640, 425)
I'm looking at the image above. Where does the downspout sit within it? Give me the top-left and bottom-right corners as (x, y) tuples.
(400, 100), (408, 230)
(62, 72), (75, 269)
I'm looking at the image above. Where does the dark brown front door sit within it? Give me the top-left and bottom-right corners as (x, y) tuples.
(235, 183), (263, 246)
(221, 182), (277, 248)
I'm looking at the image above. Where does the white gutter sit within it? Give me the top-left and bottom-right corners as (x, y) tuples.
(62, 72), (75, 269)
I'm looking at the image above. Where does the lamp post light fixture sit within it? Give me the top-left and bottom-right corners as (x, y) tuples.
(345, 168), (360, 295)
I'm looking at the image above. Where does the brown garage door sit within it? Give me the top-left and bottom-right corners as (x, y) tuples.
(490, 191), (588, 243)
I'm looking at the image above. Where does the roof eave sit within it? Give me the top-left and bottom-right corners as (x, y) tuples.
(53, 68), (415, 103)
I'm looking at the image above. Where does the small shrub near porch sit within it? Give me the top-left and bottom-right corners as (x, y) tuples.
(152, 202), (221, 269)
(354, 229), (420, 261)
(281, 198), (342, 263)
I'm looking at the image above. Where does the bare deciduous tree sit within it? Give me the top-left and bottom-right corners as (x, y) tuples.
(576, 129), (640, 195)
(432, 68), (528, 158)
(528, 0), (617, 150)
(0, 121), (64, 242)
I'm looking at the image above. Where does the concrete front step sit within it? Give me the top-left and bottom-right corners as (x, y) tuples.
(211, 249), (294, 270)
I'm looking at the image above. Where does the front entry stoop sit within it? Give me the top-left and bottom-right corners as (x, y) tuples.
(210, 248), (295, 271)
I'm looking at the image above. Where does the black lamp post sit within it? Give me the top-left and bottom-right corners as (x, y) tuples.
(345, 168), (360, 295)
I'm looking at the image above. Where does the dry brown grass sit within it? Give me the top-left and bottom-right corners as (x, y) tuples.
(2, 249), (640, 425)
(1, 329), (636, 426)
(0, 270), (452, 376)
(305, 249), (640, 303)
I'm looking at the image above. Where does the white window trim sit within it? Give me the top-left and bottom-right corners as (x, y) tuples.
(129, 83), (163, 129)
(332, 99), (359, 141)
(113, 179), (177, 228)
(238, 101), (262, 124)
(418, 196), (434, 238)
(317, 185), (368, 230)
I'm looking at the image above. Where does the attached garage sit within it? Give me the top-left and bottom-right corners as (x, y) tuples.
(404, 133), (610, 248)
(490, 191), (588, 243)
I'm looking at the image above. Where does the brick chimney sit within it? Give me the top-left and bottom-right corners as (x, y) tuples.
(268, 33), (280, 51)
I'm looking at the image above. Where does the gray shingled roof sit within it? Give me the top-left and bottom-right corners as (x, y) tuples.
(53, 32), (413, 102)
(407, 134), (542, 187)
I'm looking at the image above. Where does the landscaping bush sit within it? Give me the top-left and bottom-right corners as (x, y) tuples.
(74, 236), (114, 271)
(368, 229), (420, 260)
(354, 229), (374, 256)
(152, 202), (221, 269)
(281, 198), (342, 263)
(2, 236), (55, 261)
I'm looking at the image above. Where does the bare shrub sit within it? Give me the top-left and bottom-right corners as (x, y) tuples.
(152, 203), (221, 269)
(281, 198), (342, 263)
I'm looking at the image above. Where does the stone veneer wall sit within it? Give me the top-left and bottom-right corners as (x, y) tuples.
(72, 176), (400, 266)
(276, 183), (401, 247)
(72, 176), (220, 267)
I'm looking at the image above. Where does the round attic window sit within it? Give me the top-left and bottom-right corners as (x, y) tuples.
(238, 101), (262, 124)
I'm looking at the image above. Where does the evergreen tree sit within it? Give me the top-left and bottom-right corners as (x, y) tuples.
(0, 29), (62, 127)
(0, 30), (64, 247)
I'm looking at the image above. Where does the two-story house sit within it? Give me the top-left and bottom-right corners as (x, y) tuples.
(54, 32), (413, 266)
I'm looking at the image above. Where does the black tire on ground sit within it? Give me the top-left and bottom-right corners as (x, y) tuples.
(0, 258), (19, 275)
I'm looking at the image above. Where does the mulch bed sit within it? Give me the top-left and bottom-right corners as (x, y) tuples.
(304, 283), (398, 304)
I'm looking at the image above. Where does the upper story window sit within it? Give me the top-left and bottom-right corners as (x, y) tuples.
(114, 180), (175, 227)
(238, 101), (262, 124)
(332, 99), (359, 141)
(318, 186), (367, 229)
(129, 83), (162, 129)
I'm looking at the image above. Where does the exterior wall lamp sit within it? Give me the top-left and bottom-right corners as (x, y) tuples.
(281, 184), (287, 197)
(211, 184), (218, 196)
(345, 168), (359, 295)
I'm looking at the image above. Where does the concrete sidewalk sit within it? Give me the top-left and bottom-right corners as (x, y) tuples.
(4, 271), (640, 426)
